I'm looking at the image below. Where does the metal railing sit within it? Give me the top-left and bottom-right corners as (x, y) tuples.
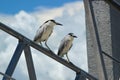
(0, 22), (98, 80)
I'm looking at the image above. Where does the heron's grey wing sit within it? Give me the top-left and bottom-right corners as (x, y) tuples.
(69, 44), (73, 50)
(58, 39), (68, 56)
(33, 28), (44, 42)
(48, 30), (53, 39)
(40, 20), (48, 28)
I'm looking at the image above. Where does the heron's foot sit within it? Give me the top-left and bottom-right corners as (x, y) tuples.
(45, 46), (54, 53)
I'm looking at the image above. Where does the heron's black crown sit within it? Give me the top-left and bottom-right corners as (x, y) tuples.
(44, 19), (55, 23)
(68, 33), (77, 38)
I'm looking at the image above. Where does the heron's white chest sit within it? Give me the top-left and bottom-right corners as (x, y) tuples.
(62, 37), (73, 54)
(41, 25), (54, 41)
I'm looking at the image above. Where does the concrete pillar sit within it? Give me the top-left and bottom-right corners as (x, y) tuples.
(83, 0), (120, 80)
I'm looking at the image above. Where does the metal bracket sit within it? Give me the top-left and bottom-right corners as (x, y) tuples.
(75, 72), (86, 80)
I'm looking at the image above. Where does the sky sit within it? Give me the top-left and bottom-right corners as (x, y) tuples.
(0, 0), (87, 80)
(0, 0), (81, 14)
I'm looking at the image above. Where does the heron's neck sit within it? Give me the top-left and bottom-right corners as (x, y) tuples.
(67, 36), (74, 41)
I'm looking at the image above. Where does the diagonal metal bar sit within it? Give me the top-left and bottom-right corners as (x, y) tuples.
(0, 22), (24, 40)
(0, 72), (16, 80)
(24, 46), (37, 80)
(2, 41), (27, 80)
(102, 51), (120, 64)
(0, 22), (98, 80)
(30, 42), (98, 80)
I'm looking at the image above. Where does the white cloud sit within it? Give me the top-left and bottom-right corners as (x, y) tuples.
(0, 1), (87, 80)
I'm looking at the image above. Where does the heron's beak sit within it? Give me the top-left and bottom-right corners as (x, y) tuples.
(55, 22), (63, 26)
(73, 35), (77, 38)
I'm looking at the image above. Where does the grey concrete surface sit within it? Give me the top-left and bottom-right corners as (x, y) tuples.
(84, 0), (120, 80)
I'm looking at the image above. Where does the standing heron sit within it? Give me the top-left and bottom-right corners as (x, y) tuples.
(57, 33), (77, 62)
(34, 19), (62, 50)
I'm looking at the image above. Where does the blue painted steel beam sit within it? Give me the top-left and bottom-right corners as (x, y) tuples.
(24, 46), (37, 80)
(2, 41), (27, 80)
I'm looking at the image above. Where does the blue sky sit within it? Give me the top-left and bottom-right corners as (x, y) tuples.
(0, 0), (81, 14)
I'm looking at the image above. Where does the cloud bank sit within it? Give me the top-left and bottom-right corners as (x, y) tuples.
(0, 1), (87, 80)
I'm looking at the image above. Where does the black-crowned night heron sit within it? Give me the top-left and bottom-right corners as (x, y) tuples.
(57, 33), (77, 62)
(34, 19), (62, 50)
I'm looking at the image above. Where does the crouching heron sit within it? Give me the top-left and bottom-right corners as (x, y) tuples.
(58, 33), (77, 62)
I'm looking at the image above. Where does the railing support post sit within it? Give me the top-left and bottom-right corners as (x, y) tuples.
(24, 46), (37, 80)
(75, 72), (86, 80)
(2, 40), (27, 80)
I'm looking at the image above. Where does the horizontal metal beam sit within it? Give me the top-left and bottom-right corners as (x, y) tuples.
(0, 22), (97, 80)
